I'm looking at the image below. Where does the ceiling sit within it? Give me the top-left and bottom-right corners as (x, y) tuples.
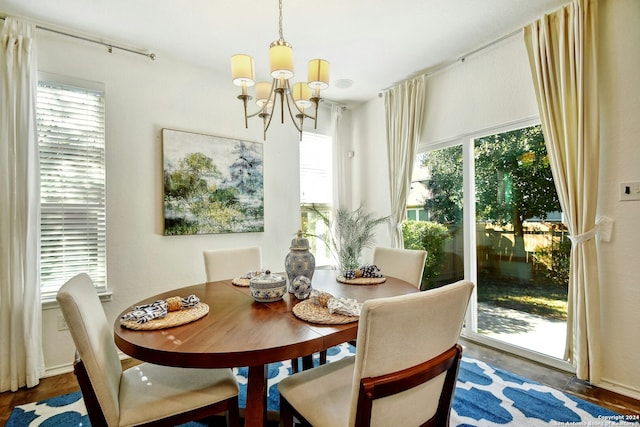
(1, 0), (569, 106)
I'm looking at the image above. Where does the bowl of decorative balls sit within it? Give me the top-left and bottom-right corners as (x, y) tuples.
(337, 264), (386, 285)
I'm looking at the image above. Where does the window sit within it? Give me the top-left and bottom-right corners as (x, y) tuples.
(299, 132), (333, 266)
(37, 77), (107, 299)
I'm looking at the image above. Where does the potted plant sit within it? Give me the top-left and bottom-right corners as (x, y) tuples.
(308, 204), (389, 273)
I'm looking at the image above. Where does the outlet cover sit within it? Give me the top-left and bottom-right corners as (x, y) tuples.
(619, 182), (640, 201)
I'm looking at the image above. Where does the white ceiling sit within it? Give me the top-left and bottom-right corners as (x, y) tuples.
(1, 0), (569, 106)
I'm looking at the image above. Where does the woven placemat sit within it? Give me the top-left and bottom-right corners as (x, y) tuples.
(336, 276), (386, 285)
(292, 299), (359, 324)
(120, 303), (209, 330)
(232, 277), (250, 287)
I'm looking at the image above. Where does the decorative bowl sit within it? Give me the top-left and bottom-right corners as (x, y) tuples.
(249, 270), (287, 302)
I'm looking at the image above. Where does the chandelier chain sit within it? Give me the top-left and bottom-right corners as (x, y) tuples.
(278, 0), (284, 41)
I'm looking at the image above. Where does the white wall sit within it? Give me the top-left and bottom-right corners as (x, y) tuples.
(35, 31), (319, 372)
(595, 0), (640, 398)
(349, 0), (640, 397)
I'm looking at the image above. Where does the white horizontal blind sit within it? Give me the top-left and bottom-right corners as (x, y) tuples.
(299, 132), (332, 204)
(37, 80), (107, 298)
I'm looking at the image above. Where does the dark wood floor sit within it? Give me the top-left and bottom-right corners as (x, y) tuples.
(1, 338), (639, 426)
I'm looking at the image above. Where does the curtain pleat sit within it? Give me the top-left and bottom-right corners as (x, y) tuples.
(331, 104), (347, 210)
(383, 76), (426, 248)
(0, 17), (44, 391)
(524, 0), (601, 382)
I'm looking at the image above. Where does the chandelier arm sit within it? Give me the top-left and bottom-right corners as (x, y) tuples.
(312, 98), (319, 129)
(237, 95), (251, 128)
(262, 106), (276, 141)
(246, 108), (269, 120)
(284, 95), (303, 131)
(243, 79), (277, 120)
(283, 95), (304, 141)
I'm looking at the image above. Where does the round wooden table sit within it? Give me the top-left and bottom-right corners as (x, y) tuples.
(114, 269), (418, 427)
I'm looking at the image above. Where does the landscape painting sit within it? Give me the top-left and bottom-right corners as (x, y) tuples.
(162, 129), (264, 235)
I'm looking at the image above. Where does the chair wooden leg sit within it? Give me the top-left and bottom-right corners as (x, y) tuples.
(319, 350), (327, 365)
(226, 396), (240, 427)
(290, 358), (299, 373)
(280, 396), (295, 427)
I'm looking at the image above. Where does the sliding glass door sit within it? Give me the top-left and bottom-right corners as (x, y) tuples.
(411, 122), (569, 363)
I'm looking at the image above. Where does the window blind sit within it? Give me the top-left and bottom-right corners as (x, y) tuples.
(299, 132), (332, 204)
(37, 80), (107, 298)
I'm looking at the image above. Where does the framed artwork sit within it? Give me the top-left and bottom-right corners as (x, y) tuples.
(162, 128), (264, 235)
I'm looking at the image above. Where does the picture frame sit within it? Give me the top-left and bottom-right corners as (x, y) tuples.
(162, 128), (264, 235)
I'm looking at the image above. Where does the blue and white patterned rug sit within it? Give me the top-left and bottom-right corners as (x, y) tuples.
(7, 344), (637, 426)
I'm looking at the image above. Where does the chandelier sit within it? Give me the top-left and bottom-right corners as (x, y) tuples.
(230, 0), (330, 141)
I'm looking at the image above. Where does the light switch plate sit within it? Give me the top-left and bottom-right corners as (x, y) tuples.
(619, 182), (640, 201)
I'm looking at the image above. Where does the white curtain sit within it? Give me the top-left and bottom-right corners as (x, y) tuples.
(383, 75), (426, 247)
(0, 17), (44, 392)
(524, 0), (601, 382)
(331, 103), (347, 210)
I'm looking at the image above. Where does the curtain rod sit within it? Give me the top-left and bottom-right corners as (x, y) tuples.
(380, 27), (521, 95)
(0, 15), (156, 60)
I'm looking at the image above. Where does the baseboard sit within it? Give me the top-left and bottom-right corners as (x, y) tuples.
(42, 351), (133, 378)
(43, 362), (74, 378)
(598, 378), (640, 401)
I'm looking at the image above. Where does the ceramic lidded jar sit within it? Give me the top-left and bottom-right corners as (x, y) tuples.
(249, 270), (287, 302)
(284, 230), (315, 292)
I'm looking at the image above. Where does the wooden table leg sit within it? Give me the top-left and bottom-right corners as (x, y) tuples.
(301, 354), (314, 370)
(245, 364), (268, 427)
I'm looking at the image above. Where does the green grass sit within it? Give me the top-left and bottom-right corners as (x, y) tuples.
(476, 276), (568, 321)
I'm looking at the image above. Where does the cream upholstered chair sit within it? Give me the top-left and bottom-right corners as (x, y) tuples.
(373, 246), (427, 289)
(57, 273), (240, 427)
(279, 279), (474, 427)
(203, 246), (262, 282)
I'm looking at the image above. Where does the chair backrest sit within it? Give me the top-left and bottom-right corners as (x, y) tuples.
(57, 273), (123, 426)
(349, 280), (474, 426)
(203, 246), (262, 282)
(372, 247), (427, 288)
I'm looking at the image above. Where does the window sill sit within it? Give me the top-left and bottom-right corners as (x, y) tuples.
(42, 290), (112, 310)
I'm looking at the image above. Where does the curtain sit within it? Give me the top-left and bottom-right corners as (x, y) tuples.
(524, 0), (601, 382)
(331, 103), (347, 210)
(0, 17), (44, 391)
(383, 75), (426, 248)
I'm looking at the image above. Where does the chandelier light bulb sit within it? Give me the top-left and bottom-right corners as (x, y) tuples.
(255, 82), (273, 108)
(292, 82), (312, 109)
(308, 59), (330, 91)
(269, 41), (295, 79)
(231, 54), (256, 87)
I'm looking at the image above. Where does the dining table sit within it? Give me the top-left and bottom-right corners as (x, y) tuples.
(113, 268), (419, 427)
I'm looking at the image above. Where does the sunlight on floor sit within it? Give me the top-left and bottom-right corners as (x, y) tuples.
(478, 303), (567, 359)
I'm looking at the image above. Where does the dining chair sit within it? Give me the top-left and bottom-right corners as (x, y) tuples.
(278, 279), (474, 427)
(373, 246), (427, 289)
(203, 246), (262, 282)
(57, 273), (241, 427)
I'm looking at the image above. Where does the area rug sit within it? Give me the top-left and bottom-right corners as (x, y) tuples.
(7, 343), (637, 426)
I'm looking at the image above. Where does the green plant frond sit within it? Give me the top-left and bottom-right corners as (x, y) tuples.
(307, 204), (389, 271)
